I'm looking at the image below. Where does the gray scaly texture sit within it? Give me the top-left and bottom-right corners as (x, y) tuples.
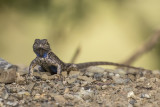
(29, 39), (151, 76)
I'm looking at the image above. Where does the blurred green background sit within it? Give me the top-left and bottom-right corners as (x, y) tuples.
(0, 0), (160, 70)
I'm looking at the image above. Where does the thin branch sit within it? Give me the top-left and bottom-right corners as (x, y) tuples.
(70, 45), (81, 63)
(122, 30), (160, 65)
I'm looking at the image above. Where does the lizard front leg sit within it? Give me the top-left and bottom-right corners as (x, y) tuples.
(45, 59), (63, 80)
(57, 65), (62, 75)
(29, 58), (38, 76)
(48, 61), (62, 74)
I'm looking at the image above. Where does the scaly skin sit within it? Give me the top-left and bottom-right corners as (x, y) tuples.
(29, 39), (151, 76)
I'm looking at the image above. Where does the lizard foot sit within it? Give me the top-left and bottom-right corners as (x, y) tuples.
(66, 64), (78, 75)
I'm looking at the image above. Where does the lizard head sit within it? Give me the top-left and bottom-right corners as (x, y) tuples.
(33, 39), (51, 58)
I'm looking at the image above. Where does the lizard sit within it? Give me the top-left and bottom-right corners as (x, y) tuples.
(29, 39), (151, 76)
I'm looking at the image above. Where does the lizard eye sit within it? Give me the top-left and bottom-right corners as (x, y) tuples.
(42, 39), (48, 43)
(42, 39), (49, 45)
(44, 42), (49, 47)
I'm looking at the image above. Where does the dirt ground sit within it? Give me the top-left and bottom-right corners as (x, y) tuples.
(0, 64), (160, 107)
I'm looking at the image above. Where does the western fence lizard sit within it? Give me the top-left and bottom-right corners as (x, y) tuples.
(29, 39), (151, 76)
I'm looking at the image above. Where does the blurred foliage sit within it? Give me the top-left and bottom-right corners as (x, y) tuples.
(0, 0), (50, 13)
(0, 0), (159, 69)
(0, 0), (91, 42)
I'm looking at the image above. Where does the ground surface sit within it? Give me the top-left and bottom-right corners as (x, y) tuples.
(0, 58), (160, 107)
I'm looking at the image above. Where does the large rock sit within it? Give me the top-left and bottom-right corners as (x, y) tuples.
(0, 68), (17, 83)
(0, 58), (17, 70)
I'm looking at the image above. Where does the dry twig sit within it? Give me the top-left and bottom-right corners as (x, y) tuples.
(122, 30), (160, 65)
(70, 45), (81, 63)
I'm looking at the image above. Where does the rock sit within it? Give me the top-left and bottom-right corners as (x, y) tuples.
(93, 73), (103, 81)
(41, 82), (51, 91)
(85, 72), (94, 77)
(129, 99), (137, 105)
(66, 78), (76, 84)
(16, 65), (28, 76)
(0, 69), (17, 83)
(73, 95), (83, 103)
(114, 69), (127, 76)
(6, 101), (18, 106)
(9, 87), (17, 93)
(140, 93), (151, 99)
(115, 73), (120, 77)
(50, 93), (56, 98)
(69, 71), (80, 78)
(78, 76), (94, 83)
(78, 88), (93, 101)
(48, 75), (57, 80)
(95, 85), (101, 90)
(127, 91), (136, 98)
(105, 69), (115, 74)
(142, 71), (152, 78)
(33, 72), (42, 78)
(53, 95), (66, 103)
(101, 78), (107, 82)
(72, 86), (80, 92)
(64, 94), (74, 100)
(150, 77), (160, 82)
(103, 72), (108, 78)
(25, 82), (35, 92)
(127, 74), (135, 81)
(152, 70), (160, 78)
(34, 93), (46, 100)
(137, 77), (146, 82)
(152, 70), (160, 75)
(0, 58), (16, 70)
(1, 89), (9, 99)
(0, 63), (159, 106)
(0, 98), (3, 102)
(112, 76), (128, 84)
(63, 80), (67, 85)
(108, 72), (115, 77)
(61, 71), (68, 77)
(83, 82), (91, 87)
(0, 102), (3, 107)
(56, 82), (65, 90)
(127, 69), (139, 74)
(65, 102), (74, 106)
(82, 94), (91, 101)
(64, 88), (70, 93)
(96, 95), (104, 104)
(41, 74), (49, 80)
(101, 85), (107, 90)
(85, 66), (106, 73)
(34, 93), (41, 100)
(16, 73), (25, 84)
(128, 103), (134, 107)
(18, 91), (30, 96)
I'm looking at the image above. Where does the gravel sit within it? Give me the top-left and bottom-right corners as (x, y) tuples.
(0, 61), (160, 106)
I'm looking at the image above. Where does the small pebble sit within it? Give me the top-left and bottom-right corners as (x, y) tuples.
(140, 93), (151, 99)
(64, 94), (74, 100)
(101, 85), (107, 90)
